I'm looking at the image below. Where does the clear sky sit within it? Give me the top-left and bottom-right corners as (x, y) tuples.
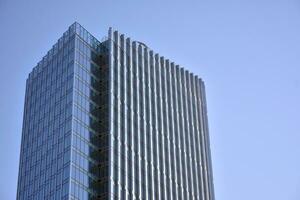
(0, 0), (300, 199)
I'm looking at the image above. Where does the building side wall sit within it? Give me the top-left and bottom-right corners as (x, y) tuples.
(17, 23), (111, 200)
(17, 28), (76, 200)
(108, 28), (215, 200)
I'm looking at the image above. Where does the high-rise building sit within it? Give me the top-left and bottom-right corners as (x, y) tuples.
(17, 22), (215, 200)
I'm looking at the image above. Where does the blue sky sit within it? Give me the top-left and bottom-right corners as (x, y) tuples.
(0, 0), (300, 199)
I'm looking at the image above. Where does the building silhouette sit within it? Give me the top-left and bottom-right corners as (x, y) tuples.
(17, 22), (215, 200)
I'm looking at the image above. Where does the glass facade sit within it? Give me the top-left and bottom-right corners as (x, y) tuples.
(108, 29), (215, 200)
(17, 22), (215, 200)
(17, 23), (109, 200)
(17, 24), (75, 200)
(71, 23), (109, 200)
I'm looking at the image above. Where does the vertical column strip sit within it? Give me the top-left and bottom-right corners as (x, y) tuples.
(121, 34), (129, 200)
(200, 81), (215, 200)
(164, 59), (173, 200)
(143, 47), (150, 200)
(149, 50), (155, 200)
(196, 78), (209, 200)
(114, 30), (122, 199)
(154, 53), (161, 200)
(183, 70), (195, 199)
(187, 73), (199, 199)
(170, 62), (178, 200)
(180, 68), (189, 199)
(195, 77), (205, 199)
(132, 41), (139, 199)
(192, 76), (204, 200)
(136, 44), (142, 199)
(159, 57), (168, 200)
(175, 65), (184, 199)
(108, 27), (115, 199)
(127, 38), (135, 200)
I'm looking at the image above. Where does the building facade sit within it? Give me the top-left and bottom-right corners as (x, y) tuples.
(17, 22), (215, 200)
